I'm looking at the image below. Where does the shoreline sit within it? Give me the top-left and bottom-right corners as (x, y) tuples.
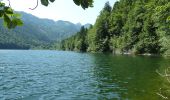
(0, 49), (169, 57)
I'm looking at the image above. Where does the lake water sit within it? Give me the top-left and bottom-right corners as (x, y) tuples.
(0, 50), (170, 100)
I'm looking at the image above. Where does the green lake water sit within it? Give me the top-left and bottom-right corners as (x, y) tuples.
(0, 50), (170, 100)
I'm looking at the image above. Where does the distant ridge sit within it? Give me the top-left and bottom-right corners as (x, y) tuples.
(0, 11), (91, 49)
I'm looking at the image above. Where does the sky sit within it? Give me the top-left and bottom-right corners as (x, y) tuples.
(4, 0), (117, 24)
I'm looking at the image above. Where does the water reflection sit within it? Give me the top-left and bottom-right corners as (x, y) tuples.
(90, 54), (168, 100)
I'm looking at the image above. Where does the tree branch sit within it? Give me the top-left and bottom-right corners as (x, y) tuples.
(156, 67), (170, 99)
(29, 0), (39, 10)
(156, 92), (168, 99)
(156, 69), (170, 77)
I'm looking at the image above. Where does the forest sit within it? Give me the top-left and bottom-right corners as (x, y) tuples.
(60, 0), (170, 56)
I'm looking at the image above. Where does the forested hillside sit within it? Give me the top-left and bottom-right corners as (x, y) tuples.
(0, 12), (83, 49)
(61, 0), (170, 55)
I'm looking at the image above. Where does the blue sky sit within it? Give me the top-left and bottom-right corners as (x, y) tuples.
(5, 0), (117, 24)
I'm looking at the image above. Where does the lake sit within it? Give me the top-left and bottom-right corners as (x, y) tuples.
(0, 50), (170, 100)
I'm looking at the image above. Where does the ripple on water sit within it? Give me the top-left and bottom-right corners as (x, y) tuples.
(0, 50), (168, 100)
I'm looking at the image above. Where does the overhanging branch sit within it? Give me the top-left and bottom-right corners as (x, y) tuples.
(29, 0), (39, 10)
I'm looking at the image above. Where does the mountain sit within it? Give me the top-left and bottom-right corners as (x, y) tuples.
(0, 11), (90, 49)
(76, 23), (82, 29)
(18, 12), (82, 41)
(84, 23), (91, 29)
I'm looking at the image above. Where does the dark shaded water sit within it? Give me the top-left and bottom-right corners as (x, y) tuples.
(0, 50), (170, 100)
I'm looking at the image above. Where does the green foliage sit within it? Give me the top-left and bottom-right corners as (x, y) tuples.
(41, 0), (49, 6)
(94, 2), (111, 52)
(87, 25), (97, 52)
(73, 0), (93, 9)
(60, 26), (88, 52)
(40, 0), (93, 9)
(60, 0), (170, 55)
(0, 2), (23, 29)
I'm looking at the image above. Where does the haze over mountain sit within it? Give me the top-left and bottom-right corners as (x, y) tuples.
(0, 12), (91, 49)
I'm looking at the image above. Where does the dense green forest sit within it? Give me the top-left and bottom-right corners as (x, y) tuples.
(0, 12), (90, 49)
(60, 0), (170, 56)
